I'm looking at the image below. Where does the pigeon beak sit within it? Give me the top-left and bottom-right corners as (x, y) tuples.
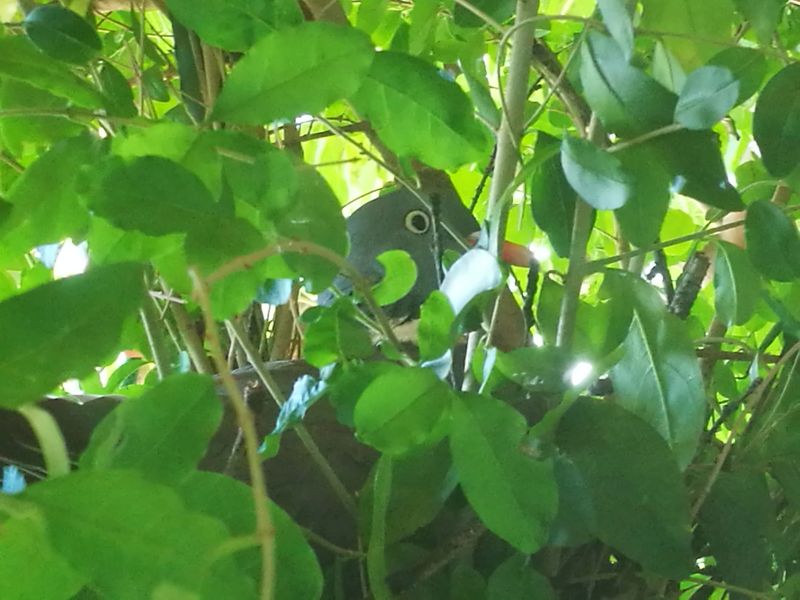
(466, 232), (537, 268)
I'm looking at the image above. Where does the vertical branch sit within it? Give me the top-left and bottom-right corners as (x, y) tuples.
(486, 0), (539, 256)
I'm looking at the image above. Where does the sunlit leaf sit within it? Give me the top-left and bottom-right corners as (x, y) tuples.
(450, 393), (557, 553)
(440, 248), (502, 314)
(213, 22), (374, 124)
(372, 249), (417, 306)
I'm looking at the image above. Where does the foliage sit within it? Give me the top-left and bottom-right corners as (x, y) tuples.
(0, 0), (799, 598)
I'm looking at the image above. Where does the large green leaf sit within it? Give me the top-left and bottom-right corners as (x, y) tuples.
(0, 134), (95, 258)
(166, 0), (303, 52)
(212, 22), (374, 124)
(354, 365), (453, 455)
(561, 136), (631, 210)
(734, 0), (786, 43)
(89, 155), (220, 237)
(0, 517), (85, 600)
(598, 0), (634, 62)
(23, 5), (101, 65)
(13, 470), (257, 599)
(714, 240), (760, 326)
(449, 393), (557, 553)
(698, 471), (774, 595)
(754, 63), (800, 178)
(372, 249), (418, 306)
(649, 130), (744, 211)
(579, 31), (677, 136)
(614, 142), (671, 248)
(675, 66), (739, 130)
(80, 374), (221, 483)
(640, 0), (736, 69)
(530, 132), (576, 257)
(418, 290), (457, 361)
(0, 36), (104, 108)
(611, 310), (705, 469)
(745, 199), (800, 281)
(0, 263), (143, 408)
(556, 398), (693, 579)
(351, 51), (491, 169)
(177, 472), (323, 600)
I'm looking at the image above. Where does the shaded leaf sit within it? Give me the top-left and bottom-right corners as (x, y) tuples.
(708, 46), (769, 104)
(699, 471), (774, 595)
(561, 136), (631, 210)
(734, 0), (786, 43)
(530, 132), (576, 257)
(675, 66), (739, 130)
(303, 301), (374, 368)
(754, 63), (800, 177)
(98, 60), (137, 118)
(354, 365), (453, 455)
(0, 263), (143, 408)
(351, 51), (491, 169)
(80, 374), (221, 484)
(556, 398), (693, 579)
(488, 554), (555, 600)
(453, 0), (515, 27)
(745, 199), (800, 281)
(611, 311), (705, 469)
(213, 22), (373, 124)
(89, 155), (220, 237)
(165, 0), (303, 52)
(0, 36), (103, 108)
(714, 240), (760, 326)
(24, 5), (101, 65)
(450, 393), (557, 553)
(579, 31), (677, 136)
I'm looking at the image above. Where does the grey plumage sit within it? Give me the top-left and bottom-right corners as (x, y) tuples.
(321, 185), (479, 320)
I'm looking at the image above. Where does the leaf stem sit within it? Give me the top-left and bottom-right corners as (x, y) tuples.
(189, 270), (275, 600)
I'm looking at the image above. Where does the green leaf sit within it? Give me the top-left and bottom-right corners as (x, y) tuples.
(0, 134), (95, 257)
(745, 200), (800, 281)
(0, 263), (143, 408)
(598, 0), (634, 62)
(675, 66), (739, 130)
(698, 471), (774, 594)
(97, 60), (137, 118)
(16, 470), (257, 599)
(708, 47), (769, 105)
(649, 130), (744, 211)
(80, 374), (221, 484)
(176, 472), (323, 600)
(714, 240), (760, 326)
(611, 311), (705, 469)
(24, 5), (101, 65)
(640, 0), (736, 69)
(89, 155), (220, 237)
(0, 36), (104, 108)
(614, 142), (671, 247)
(303, 301), (374, 368)
(418, 290), (457, 361)
(530, 132), (576, 257)
(579, 31), (677, 136)
(561, 136), (631, 210)
(354, 365), (453, 455)
(212, 22), (374, 124)
(0, 517), (85, 600)
(449, 393), (557, 553)
(754, 63), (800, 177)
(556, 398), (693, 579)
(351, 51), (491, 169)
(453, 0), (515, 27)
(487, 554), (555, 600)
(165, 0), (303, 52)
(440, 249), (502, 314)
(652, 41), (686, 92)
(372, 249), (418, 306)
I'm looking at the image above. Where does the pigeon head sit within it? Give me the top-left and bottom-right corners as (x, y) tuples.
(322, 185), (479, 320)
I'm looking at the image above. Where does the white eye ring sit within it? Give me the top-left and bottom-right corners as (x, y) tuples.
(404, 209), (431, 234)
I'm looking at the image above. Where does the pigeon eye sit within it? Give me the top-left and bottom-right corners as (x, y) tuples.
(404, 209), (430, 234)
